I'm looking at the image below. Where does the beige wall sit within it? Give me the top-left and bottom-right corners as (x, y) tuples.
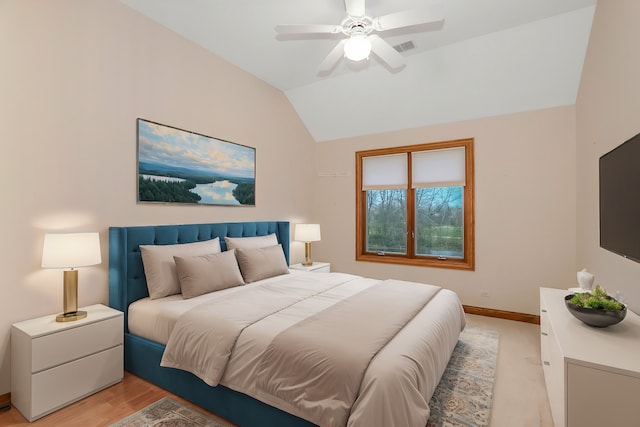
(0, 1), (315, 394)
(576, 0), (640, 314)
(313, 106), (578, 316)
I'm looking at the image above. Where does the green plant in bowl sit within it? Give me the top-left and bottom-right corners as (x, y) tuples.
(568, 285), (624, 311)
(565, 285), (626, 328)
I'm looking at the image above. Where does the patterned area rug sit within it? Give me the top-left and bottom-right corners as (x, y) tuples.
(427, 327), (500, 427)
(110, 397), (231, 427)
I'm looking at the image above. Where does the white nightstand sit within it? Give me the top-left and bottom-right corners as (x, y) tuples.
(11, 304), (123, 421)
(290, 262), (331, 273)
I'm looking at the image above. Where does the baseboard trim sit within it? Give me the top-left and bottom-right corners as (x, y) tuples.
(463, 305), (540, 325)
(0, 392), (10, 411)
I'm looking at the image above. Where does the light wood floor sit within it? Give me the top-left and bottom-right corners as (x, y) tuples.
(0, 372), (236, 427)
(0, 315), (551, 427)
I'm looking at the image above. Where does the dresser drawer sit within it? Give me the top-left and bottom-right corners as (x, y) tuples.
(540, 305), (549, 364)
(32, 316), (123, 372)
(30, 345), (123, 421)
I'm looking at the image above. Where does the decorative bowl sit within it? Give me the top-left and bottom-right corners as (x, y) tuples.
(564, 294), (627, 328)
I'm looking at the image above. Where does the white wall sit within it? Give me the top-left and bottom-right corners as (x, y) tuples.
(0, 0), (316, 394)
(576, 0), (640, 314)
(313, 106), (578, 316)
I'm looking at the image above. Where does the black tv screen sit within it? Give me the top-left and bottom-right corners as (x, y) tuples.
(599, 132), (640, 263)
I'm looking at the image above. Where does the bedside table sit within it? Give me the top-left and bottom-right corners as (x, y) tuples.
(290, 262), (330, 273)
(11, 304), (123, 421)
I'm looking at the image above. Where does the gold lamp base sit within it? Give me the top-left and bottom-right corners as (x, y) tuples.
(55, 269), (86, 323)
(56, 311), (87, 322)
(302, 242), (314, 266)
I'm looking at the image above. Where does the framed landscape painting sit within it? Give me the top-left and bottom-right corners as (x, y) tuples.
(137, 118), (255, 206)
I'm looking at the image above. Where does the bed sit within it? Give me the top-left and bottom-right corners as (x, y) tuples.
(108, 221), (465, 427)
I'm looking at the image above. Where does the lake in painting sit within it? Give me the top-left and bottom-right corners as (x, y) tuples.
(192, 180), (240, 205)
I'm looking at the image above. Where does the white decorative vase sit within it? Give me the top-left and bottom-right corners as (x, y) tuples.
(577, 268), (595, 291)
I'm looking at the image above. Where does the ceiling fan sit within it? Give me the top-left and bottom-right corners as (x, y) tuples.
(275, 0), (444, 73)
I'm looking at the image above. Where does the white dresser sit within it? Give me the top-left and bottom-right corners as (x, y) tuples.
(11, 304), (123, 421)
(539, 287), (640, 427)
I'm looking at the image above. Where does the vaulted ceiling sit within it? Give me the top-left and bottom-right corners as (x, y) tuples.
(120, 0), (597, 142)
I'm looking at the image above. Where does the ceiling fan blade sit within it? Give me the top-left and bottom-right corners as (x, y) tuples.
(369, 35), (405, 70)
(345, 0), (365, 18)
(374, 4), (444, 31)
(275, 24), (341, 35)
(319, 40), (347, 73)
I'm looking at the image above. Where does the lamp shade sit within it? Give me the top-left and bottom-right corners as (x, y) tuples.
(41, 232), (102, 269)
(295, 224), (321, 242)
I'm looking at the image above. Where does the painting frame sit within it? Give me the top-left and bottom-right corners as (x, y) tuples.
(136, 118), (256, 206)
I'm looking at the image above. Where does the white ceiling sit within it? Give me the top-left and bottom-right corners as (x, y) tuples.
(120, 0), (596, 142)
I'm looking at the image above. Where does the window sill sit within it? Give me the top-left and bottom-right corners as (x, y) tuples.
(356, 253), (474, 271)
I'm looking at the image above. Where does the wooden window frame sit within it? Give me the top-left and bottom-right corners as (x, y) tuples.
(355, 138), (475, 270)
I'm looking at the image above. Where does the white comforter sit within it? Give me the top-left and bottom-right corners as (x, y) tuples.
(136, 272), (465, 427)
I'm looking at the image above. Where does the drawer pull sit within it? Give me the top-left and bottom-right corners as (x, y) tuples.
(543, 361), (550, 366)
(541, 309), (547, 313)
(541, 332), (548, 336)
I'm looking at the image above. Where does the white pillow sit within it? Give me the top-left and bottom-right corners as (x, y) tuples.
(140, 238), (221, 299)
(235, 244), (289, 283)
(174, 250), (244, 299)
(225, 233), (278, 251)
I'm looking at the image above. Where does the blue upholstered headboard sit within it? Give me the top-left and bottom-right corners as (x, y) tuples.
(108, 221), (290, 329)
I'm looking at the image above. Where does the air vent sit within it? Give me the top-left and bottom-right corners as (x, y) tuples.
(393, 41), (415, 53)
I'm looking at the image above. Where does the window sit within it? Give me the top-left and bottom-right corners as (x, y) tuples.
(356, 138), (474, 270)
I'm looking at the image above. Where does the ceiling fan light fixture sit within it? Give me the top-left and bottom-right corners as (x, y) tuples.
(344, 33), (371, 62)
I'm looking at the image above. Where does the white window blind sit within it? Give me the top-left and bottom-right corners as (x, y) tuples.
(362, 153), (408, 190)
(411, 147), (466, 188)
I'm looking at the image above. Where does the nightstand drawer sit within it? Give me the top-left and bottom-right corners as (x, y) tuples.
(32, 316), (123, 372)
(30, 345), (123, 421)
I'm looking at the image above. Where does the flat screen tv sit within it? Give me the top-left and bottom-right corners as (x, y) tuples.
(599, 132), (640, 263)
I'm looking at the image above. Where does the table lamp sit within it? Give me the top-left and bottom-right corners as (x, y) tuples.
(41, 232), (101, 322)
(295, 224), (321, 266)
